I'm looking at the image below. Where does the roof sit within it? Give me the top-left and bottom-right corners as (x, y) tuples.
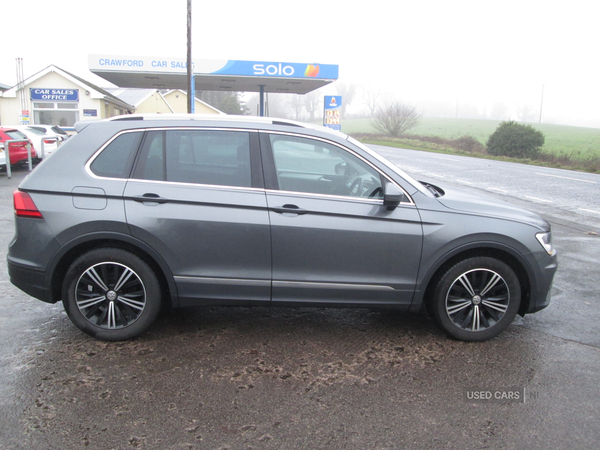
(104, 88), (224, 114)
(89, 55), (338, 95)
(75, 113), (345, 138)
(104, 88), (158, 107)
(1, 65), (135, 111)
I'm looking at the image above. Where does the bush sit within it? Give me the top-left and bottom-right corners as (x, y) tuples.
(372, 101), (421, 137)
(486, 121), (545, 159)
(454, 135), (485, 153)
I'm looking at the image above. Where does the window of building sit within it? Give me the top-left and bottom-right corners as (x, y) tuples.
(33, 101), (79, 127)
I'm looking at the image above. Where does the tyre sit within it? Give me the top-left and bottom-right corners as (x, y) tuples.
(62, 248), (162, 341)
(429, 257), (521, 341)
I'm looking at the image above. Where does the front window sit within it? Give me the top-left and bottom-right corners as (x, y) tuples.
(269, 134), (383, 199)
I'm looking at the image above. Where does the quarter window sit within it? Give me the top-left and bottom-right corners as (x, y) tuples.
(134, 130), (252, 188)
(90, 132), (142, 178)
(269, 134), (383, 199)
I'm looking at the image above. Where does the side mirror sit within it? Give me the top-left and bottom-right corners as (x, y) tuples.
(383, 181), (404, 210)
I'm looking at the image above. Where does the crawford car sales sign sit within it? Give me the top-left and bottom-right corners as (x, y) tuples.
(30, 88), (79, 102)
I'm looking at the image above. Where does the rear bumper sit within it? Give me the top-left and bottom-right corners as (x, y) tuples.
(7, 258), (55, 303)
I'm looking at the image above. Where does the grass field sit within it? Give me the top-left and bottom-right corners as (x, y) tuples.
(341, 117), (600, 161)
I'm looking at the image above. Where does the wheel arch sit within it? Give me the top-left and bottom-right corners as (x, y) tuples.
(47, 232), (178, 307)
(415, 243), (535, 316)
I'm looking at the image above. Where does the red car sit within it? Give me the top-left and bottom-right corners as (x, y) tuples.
(0, 127), (38, 166)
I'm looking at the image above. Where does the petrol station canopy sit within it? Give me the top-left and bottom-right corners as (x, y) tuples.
(88, 55), (339, 95)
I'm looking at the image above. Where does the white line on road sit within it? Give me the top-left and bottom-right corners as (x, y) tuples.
(536, 173), (597, 184)
(525, 196), (553, 203)
(487, 188), (508, 193)
(579, 208), (600, 215)
(431, 156), (461, 161)
(455, 179), (474, 185)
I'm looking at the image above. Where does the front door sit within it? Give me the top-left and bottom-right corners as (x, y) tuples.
(262, 133), (423, 307)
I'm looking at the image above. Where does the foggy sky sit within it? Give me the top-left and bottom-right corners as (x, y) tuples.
(2, 0), (598, 127)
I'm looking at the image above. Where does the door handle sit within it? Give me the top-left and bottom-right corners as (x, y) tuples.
(272, 204), (308, 215)
(132, 193), (169, 204)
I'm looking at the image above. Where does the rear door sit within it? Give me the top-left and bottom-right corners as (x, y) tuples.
(261, 132), (423, 307)
(123, 128), (271, 306)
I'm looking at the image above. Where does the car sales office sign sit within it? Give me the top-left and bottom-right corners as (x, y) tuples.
(30, 88), (79, 102)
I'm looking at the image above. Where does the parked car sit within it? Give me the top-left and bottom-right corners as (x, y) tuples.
(57, 126), (77, 137)
(7, 114), (557, 342)
(0, 127), (38, 165)
(0, 144), (6, 170)
(13, 126), (61, 158)
(26, 124), (69, 142)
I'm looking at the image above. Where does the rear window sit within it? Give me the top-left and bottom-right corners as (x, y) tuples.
(51, 126), (68, 135)
(90, 131), (143, 178)
(133, 129), (252, 187)
(5, 130), (28, 140)
(25, 127), (46, 136)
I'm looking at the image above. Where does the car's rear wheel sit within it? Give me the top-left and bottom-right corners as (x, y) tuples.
(429, 256), (521, 341)
(62, 248), (161, 341)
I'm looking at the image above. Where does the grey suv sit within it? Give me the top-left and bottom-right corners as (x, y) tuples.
(8, 115), (557, 341)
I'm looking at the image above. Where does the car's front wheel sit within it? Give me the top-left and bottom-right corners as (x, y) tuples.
(429, 256), (521, 341)
(62, 248), (162, 341)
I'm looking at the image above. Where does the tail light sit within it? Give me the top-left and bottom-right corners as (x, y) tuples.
(43, 138), (57, 144)
(14, 191), (43, 218)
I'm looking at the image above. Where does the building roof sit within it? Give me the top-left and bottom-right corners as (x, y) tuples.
(104, 88), (224, 114)
(104, 88), (158, 107)
(1, 65), (134, 111)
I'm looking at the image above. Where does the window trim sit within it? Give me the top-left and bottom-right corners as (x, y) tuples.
(86, 127), (264, 190)
(258, 130), (414, 206)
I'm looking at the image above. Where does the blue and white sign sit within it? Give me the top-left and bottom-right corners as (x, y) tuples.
(213, 60), (338, 79)
(89, 55), (339, 80)
(31, 88), (79, 101)
(324, 96), (342, 131)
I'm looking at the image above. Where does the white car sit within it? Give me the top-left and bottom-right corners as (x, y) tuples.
(27, 125), (69, 141)
(0, 144), (6, 170)
(12, 126), (64, 158)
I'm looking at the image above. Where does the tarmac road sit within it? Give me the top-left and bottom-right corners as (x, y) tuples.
(0, 149), (599, 450)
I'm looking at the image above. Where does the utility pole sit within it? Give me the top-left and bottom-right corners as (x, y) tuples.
(187, 0), (194, 113)
(539, 84), (545, 124)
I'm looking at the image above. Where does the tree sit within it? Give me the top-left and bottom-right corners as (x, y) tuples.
(515, 103), (536, 123)
(303, 90), (322, 121)
(289, 94), (305, 121)
(335, 82), (357, 117)
(489, 102), (509, 120)
(372, 101), (422, 137)
(486, 121), (545, 159)
(197, 91), (249, 115)
(362, 86), (382, 116)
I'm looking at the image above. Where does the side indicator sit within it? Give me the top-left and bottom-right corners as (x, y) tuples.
(14, 191), (43, 218)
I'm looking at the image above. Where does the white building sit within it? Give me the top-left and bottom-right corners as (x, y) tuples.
(0, 65), (223, 127)
(0, 65), (134, 127)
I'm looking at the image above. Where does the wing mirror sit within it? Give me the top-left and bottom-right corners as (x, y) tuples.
(383, 181), (404, 210)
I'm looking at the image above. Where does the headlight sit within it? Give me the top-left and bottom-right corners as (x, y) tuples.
(536, 231), (556, 256)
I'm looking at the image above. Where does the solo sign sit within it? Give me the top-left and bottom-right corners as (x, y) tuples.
(30, 88), (79, 102)
(253, 63), (295, 76)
